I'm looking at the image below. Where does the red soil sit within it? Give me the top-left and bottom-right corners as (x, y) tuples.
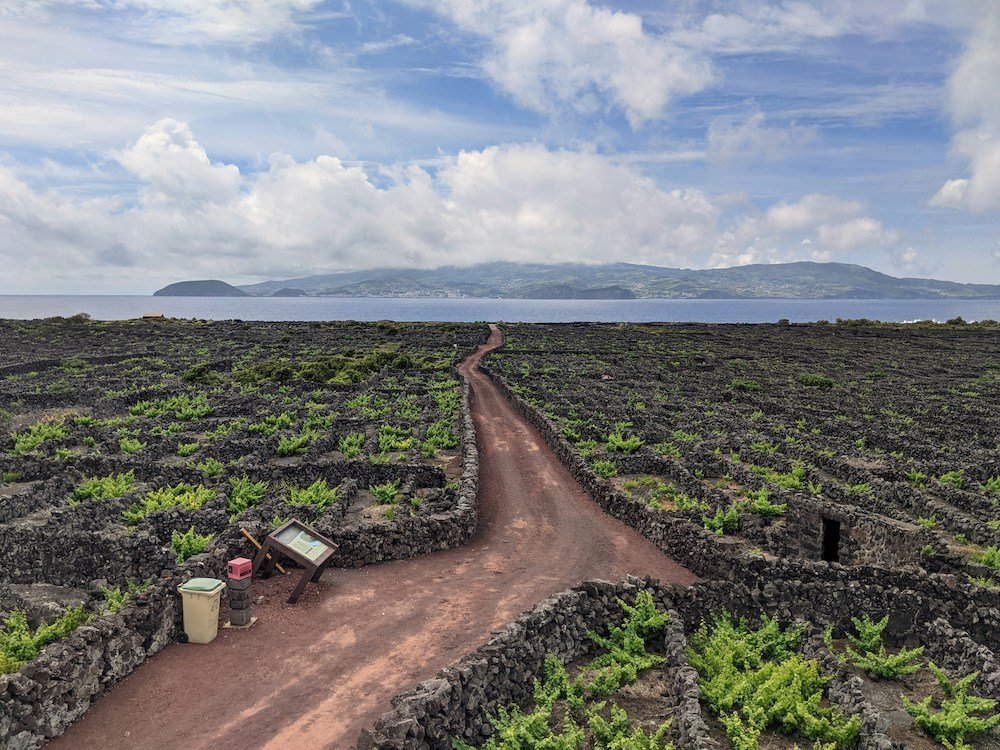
(49, 324), (696, 750)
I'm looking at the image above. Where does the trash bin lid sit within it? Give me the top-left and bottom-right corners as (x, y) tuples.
(179, 577), (224, 593)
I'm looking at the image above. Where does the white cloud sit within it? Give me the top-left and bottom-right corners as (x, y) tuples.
(931, 8), (1000, 212)
(403, 0), (715, 127)
(709, 193), (901, 267)
(670, 0), (975, 54)
(114, 119), (242, 205)
(357, 34), (418, 56)
(764, 194), (865, 233)
(1, 0), (325, 45)
(707, 109), (817, 163)
(817, 218), (899, 252)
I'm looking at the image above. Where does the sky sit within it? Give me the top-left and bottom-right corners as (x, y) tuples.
(0, 0), (998, 293)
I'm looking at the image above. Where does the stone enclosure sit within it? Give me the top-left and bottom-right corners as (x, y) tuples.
(362, 321), (1000, 750)
(0, 318), (488, 749)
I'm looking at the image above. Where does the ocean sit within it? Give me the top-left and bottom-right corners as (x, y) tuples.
(1, 295), (999, 323)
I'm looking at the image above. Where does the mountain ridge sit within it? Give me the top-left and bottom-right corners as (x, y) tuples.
(153, 262), (1000, 299)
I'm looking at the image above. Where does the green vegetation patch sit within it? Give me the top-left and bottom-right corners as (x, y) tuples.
(454, 591), (672, 750)
(70, 470), (135, 504)
(122, 482), (214, 524)
(227, 475), (268, 517)
(130, 393), (213, 421)
(0, 607), (92, 674)
(287, 479), (338, 511)
(171, 527), (214, 564)
(232, 347), (449, 385)
(797, 373), (836, 388)
(339, 431), (365, 458)
(11, 419), (67, 454)
(688, 613), (860, 750)
(903, 663), (1000, 750)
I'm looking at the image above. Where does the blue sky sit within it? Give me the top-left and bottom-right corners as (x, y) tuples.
(0, 0), (997, 293)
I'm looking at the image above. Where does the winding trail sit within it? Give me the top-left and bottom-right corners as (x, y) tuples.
(50, 325), (696, 750)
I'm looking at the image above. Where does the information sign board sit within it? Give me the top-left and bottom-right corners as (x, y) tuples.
(251, 519), (339, 603)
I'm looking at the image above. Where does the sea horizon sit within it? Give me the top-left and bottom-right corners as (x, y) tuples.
(2, 295), (998, 324)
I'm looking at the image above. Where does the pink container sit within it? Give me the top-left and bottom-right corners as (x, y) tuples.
(227, 557), (252, 580)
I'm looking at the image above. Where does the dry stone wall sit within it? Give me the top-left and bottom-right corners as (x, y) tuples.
(479, 364), (1000, 647)
(0, 379), (481, 749)
(359, 573), (1000, 750)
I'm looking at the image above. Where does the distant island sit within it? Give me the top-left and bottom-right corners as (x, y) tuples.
(154, 280), (248, 297)
(153, 261), (1000, 300)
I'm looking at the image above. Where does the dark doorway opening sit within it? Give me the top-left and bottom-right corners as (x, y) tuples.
(821, 518), (841, 562)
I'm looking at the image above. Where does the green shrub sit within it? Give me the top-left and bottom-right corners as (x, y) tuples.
(119, 437), (146, 455)
(227, 476), (268, 517)
(839, 613), (925, 679)
(584, 591), (668, 697)
(171, 527), (214, 564)
(592, 459), (618, 478)
(378, 424), (413, 452)
(194, 457), (224, 476)
(430, 381), (460, 416)
(977, 546), (1000, 570)
(730, 378), (762, 392)
(233, 348), (442, 385)
(71, 470), (135, 504)
(131, 394), (212, 421)
(0, 607), (92, 674)
(671, 429), (701, 442)
(248, 411), (297, 436)
(850, 645), (925, 679)
(453, 593), (671, 750)
(276, 431), (314, 457)
(424, 420), (458, 450)
(102, 587), (129, 613)
(182, 362), (223, 385)
(688, 613), (858, 750)
(902, 663), (1000, 749)
(101, 583), (148, 613)
(653, 441), (681, 458)
(606, 423), (643, 454)
(739, 488), (787, 517)
(748, 462), (810, 492)
(288, 479), (338, 510)
(621, 476), (708, 512)
(370, 479), (401, 503)
(703, 505), (740, 535)
(122, 483), (214, 524)
(798, 373), (836, 388)
(339, 432), (365, 458)
(177, 441), (200, 457)
(939, 470), (965, 489)
(11, 419), (67, 454)
(846, 614), (887, 653)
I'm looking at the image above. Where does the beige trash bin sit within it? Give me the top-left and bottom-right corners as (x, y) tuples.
(178, 577), (225, 644)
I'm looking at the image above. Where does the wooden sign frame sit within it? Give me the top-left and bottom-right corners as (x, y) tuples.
(251, 519), (339, 603)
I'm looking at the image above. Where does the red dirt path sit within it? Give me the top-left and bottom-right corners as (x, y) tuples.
(49, 325), (696, 750)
